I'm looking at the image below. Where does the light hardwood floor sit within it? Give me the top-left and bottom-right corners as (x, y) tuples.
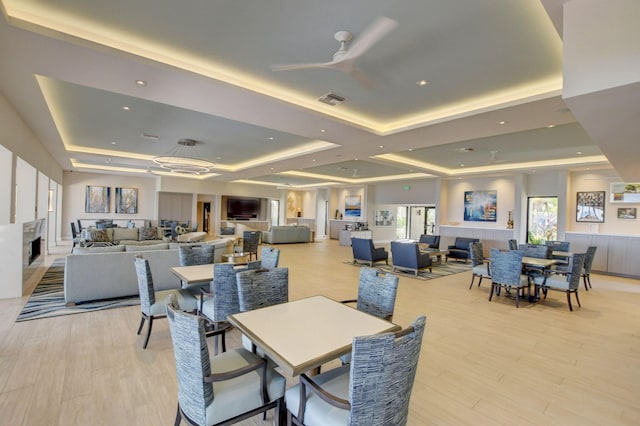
(1, 238), (639, 425)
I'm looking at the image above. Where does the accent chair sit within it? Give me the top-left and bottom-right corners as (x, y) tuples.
(351, 237), (388, 267)
(390, 241), (432, 276)
(469, 241), (491, 289)
(418, 234), (440, 249)
(532, 253), (586, 311)
(488, 248), (530, 308)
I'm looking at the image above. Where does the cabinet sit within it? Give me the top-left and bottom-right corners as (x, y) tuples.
(565, 232), (640, 278)
(339, 229), (373, 246)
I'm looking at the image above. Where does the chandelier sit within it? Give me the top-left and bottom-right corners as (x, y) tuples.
(152, 139), (215, 174)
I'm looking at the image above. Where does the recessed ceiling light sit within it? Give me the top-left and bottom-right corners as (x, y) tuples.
(320, 129), (326, 133)
(408, 148), (413, 152)
(416, 80), (429, 86)
(122, 106), (130, 111)
(547, 124), (556, 128)
(354, 158), (359, 161)
(135, 80), (147, 86)
(459, 163), (465, 167)
(312, 159), (316, 162)
(268, 137), (275, 141)
(111, 141), (117, 145)
(457, 147), (474, 152)
(498, 120), (507, 125)
(270, 167), (274, 170)
(576, 151), (583, 155)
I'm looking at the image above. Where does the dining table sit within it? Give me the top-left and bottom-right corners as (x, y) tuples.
(170, 263), (214, 285)
(227, 295), (401, 376)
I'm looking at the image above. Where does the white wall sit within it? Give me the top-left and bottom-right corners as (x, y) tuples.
(445, 176), (516, 229)
(15, 157), (36, 224)
(0, 144), (11, 225)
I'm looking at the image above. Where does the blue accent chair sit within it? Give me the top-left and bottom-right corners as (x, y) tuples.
(390, 241), (432, 276)
(351, 238), (388, 267)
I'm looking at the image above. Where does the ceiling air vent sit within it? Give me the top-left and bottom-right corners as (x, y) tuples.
(318, 92), (347, 106)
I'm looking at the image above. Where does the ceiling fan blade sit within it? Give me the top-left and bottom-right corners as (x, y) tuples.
(270, 61), (336, 71)
(340, 16), (398, 61)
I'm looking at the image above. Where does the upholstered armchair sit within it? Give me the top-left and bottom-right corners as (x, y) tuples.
(532, 253), (586, 311)
(390, 241), (432, 276)
(418, 234), (440, 249)
(285, 316), (426, 426)
(351, 238), (388, 267)
(166, 294), (286, 426)
(446, 237), (480, 262)
(488, 248), (530, 308)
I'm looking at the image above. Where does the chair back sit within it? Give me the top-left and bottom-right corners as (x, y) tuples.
(236, 268), (289, 312)
(242, 231), (260, 253)
(352, 237), (374, 259)
(583, 246), (597, 274)
(166, 294), (212, 426)
(178, 245), (214, 266)
(260, 246), (280, 268)
(76, 220), (83, 232)
(357, 267), (398, 321)
(564, 253), (586, 290)
(70, 222), (78, 238)
(490, 248), (524, 286)
(134, 257), (156, 315)
(508, 239), (518, 250)
(469, 242), (485, 266)
(418, 234), (440, 249)
(545, 240), (570, 252)
(519, 243), (552, 259)
(390, 241), (422, 269)
(209, 263), (241, 322)
(349, 316), (426, 425)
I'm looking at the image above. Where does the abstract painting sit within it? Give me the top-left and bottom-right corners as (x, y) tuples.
(85, 186), (110, 213)
(115, 187), (138, 214)
(576, 191), (605, 223)
(345, 195), (361, 217)
(463, 190), (497, 222)
(610, 182), (640, 203)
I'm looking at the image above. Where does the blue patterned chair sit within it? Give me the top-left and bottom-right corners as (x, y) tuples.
(545, 240), (571, 266)
(418, 234), (440, 249)
(339, 267), (399, 365)
(581, 246), (597, 291)
(508, 239), (518, 250)
(532, 253), (586, 311)
(390, 241), (432, 276)
(285, 316), (426, 426)
(446, 237), (480, 262)
(260, 246), (281, 268)
(351, 237), (388, 267)
(165, 294), (286, 426)
(469, 242), (491, 289)
(242, 231), (261, 260)
(178, 245), (215, 295)
(133, 257), (197, 349)
(488, 248), (530, 308)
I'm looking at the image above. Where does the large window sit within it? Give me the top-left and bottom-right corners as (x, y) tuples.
(527, 197), (558, 243)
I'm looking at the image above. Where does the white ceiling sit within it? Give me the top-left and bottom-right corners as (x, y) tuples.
(0, 0), (628, 188)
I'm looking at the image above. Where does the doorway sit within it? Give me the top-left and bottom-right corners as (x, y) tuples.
(202, 202), (211, 233)
(395, 206), (436, 240)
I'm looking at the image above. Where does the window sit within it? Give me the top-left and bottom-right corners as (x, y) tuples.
(527, 197), (558, 243)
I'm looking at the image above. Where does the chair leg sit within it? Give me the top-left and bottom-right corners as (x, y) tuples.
(136, 315), (146, 335)
(142, 316), (154, 349)
(174, 404), (182, 426)
(574, 290), (581, 308)
(583, 275), (589, 291)
(489, 283), (495, 301)
(566, 292), (573, 311)
(515, 287), (519, 308)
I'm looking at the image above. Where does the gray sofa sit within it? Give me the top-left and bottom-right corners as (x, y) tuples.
(64, 239), (233, 304)
(261, 226), (311, 244)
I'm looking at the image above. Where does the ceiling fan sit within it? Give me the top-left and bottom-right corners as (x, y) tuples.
(270, 16), (398, 88)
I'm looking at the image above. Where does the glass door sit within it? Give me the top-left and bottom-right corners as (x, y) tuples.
(527, 197), (558, 243)
(408, 206), (427, 240)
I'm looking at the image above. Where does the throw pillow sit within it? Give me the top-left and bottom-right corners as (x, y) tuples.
(139, 227), (158, 241)
(88, 229), (110, 242)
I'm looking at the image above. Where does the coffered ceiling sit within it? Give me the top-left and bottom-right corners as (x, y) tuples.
(0, 0), (620, 188)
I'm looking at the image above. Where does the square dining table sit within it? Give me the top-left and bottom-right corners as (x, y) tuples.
(227, 295), (401, 376)
(170, 263), (214, 285)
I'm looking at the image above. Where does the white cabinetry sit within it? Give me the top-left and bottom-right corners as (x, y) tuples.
(565, 232), (640, 278)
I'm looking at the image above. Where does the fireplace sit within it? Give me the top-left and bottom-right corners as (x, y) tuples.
(28, 236), (42, 265)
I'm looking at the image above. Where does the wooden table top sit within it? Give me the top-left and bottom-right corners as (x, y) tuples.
(227, 295), (400, 376)
(170, 264), (213, 284)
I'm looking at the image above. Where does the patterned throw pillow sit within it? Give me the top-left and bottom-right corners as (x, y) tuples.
(138, 227), (159, 241)
(88, 229), (110, 242)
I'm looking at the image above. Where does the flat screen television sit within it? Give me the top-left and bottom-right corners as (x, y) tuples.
(227, 198), (259, 219)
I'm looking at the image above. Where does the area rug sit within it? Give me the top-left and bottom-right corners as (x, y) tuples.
(343, 260), (472, 281)
(16, 259), (140, 322)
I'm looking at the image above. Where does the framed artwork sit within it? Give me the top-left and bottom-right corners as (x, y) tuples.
(85, 186), (110, 213)
(115, 187), (138, 214)
(463, 190), (497, 222)
(344, 195), (361, 217)
(576, 191), (605, 223)
(375, 209), (393, 226)
(617, 207), (636, 219)
(610, 182), (640, 203)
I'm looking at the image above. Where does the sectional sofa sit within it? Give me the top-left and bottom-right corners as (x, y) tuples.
(81, 226), (166, 245)
(64, 239), (233, 304)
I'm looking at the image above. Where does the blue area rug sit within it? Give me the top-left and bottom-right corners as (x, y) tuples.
(344, 259), (472, 280)
(16, 259), (140, 322)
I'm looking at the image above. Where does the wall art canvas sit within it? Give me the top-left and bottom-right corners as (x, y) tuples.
(115, 187), (138, 214)
(576, 191), (605, 223)
(463, 190), (497, 222)
(617, 207), (636, 219)
(375, 209), (393, 226)
(610, 182), (640, 203)
(344, 195), (361, 217)
(85, 185), (110, 213)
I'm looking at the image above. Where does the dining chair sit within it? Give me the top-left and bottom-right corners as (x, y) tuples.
(581, 246), (597, 290)
(469, 242), (491, 289)
(285, 316), (426, 426)
(178, 245), (215, 295)
(260, 246), (280, 268)
(69, 222), (82, 252)
(488, 248), (530, 308)
(165, 294), (286, 426)
(242, 231), (261, 260)
(545, 240), (571, 265)
(519, 243), (552, 277)
(236, 268), (289, 354)
(339, 267), (399, 365)
(532, 253), (586, 311)
(508, 239), (518, 250)
(133, 257), (198, 349)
